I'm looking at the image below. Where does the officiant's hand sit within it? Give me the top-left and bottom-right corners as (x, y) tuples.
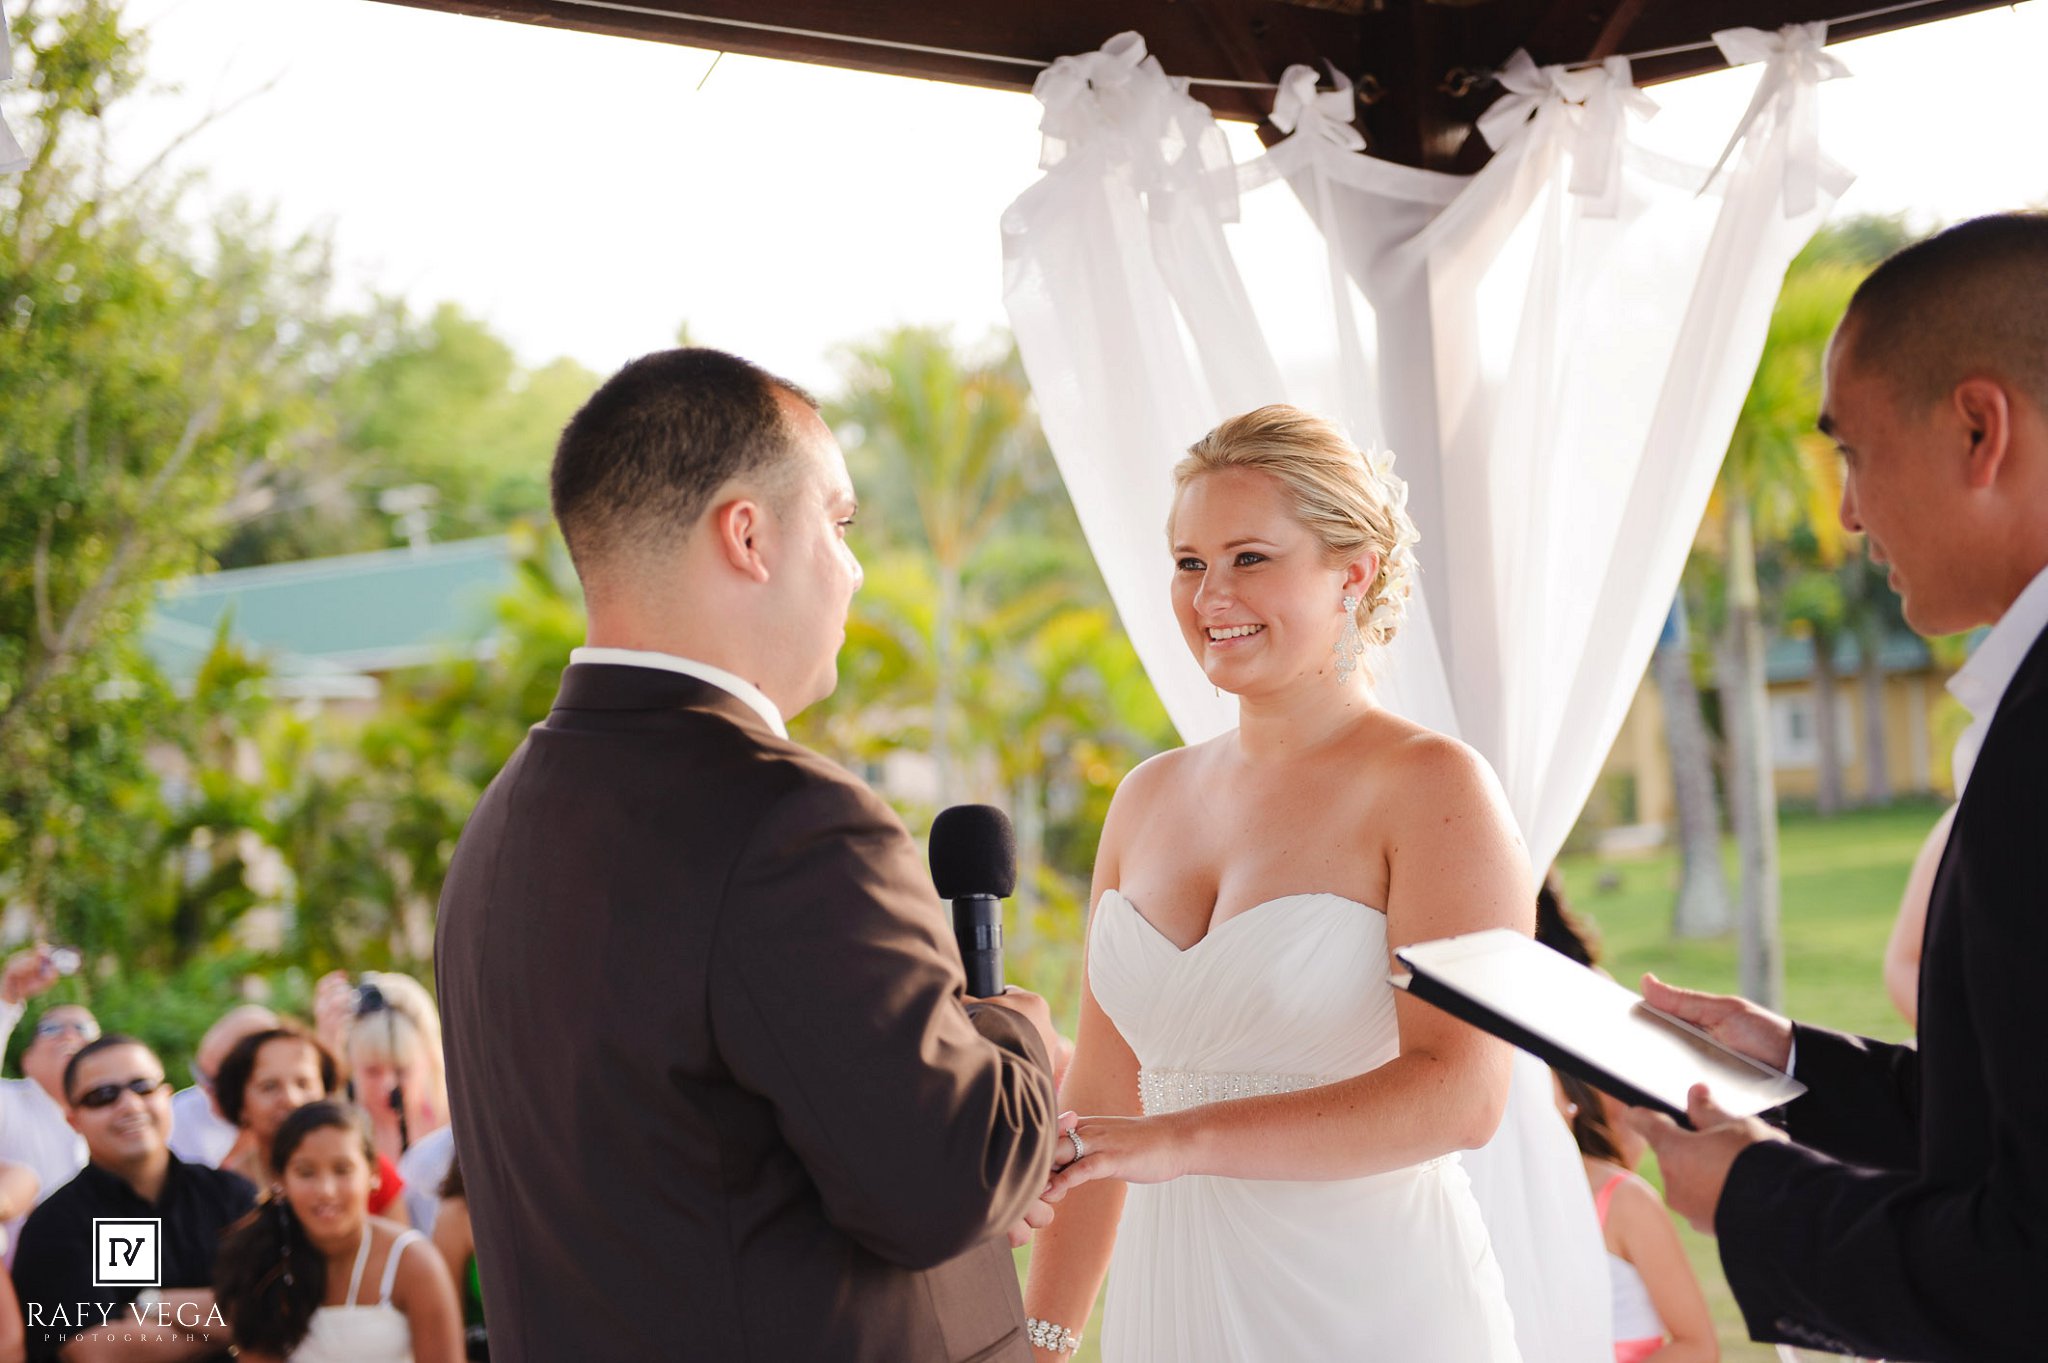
(1042, 1113), (1191, 1200)
(1626, 1083), (1787, 1233)
(1640, 972), (1794, 1071)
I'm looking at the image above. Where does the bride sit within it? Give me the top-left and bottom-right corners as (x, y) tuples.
(1021, 404), (1527, 1362)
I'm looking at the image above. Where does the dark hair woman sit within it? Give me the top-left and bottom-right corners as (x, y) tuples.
(214, 1101), (461, 1363)
(215, 1026), (411, 1226)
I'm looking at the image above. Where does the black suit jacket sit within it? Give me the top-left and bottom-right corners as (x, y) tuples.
(436, 664), (1058, 1361)
(1717, 621), (2048, 1361)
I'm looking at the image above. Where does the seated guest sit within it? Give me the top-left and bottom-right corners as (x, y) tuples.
(168, 1006), (278, 1168)
(11, 1035), (254, 1361)
(214, 1028), (409, 1226)
(396, 1126), (453, 1235)
(0, 1161), (37, 1246)
(1535, 868), (1600, 967)
(1556, 1071), (1717, 1363)
(314, 973), (448, 1166)
(0, 981), (95, 1261)
(427, 1157), (485, 1361)
(0, 1256), (20, 1363)
(213, 1102), (461, 1363)
(1881, 804), (1956, 1027)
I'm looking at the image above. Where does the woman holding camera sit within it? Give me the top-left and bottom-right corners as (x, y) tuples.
(315, 972), (451, 1164)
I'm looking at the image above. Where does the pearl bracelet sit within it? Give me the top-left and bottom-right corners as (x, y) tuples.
(1026, 1315), (1082, 1355)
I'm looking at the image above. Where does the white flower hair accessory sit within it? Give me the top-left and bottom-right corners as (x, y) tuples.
(1354, 445), (1420, 650)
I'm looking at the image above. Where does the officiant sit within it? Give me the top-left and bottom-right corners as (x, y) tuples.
(1633, 212), (2048, 1363)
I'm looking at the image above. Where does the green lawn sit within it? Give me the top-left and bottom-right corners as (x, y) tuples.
(1016, 799), (1945, 1362)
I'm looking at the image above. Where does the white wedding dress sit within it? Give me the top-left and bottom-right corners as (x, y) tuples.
(1091, 888), (1522, 1362)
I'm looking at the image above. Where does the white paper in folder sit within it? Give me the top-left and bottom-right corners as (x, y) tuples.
(1393, 928), (1805, 1120)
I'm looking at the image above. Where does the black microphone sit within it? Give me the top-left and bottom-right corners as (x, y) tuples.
(929, 804), (1016, 998)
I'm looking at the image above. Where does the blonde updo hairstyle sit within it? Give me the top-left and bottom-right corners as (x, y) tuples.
(1170, 404), (1419, 651)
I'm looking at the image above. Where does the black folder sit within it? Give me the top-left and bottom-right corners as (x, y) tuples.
(1392, 928), (1804, 1123)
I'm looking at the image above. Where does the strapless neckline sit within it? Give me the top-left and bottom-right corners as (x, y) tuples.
(1101, 887), (1385, 955)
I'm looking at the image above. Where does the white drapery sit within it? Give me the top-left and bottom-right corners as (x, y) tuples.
(0, 3), (26, 175)
(1003, 28), (1847, 1363)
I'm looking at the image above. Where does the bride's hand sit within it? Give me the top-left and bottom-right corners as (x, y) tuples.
(1043, 1114), (1191, 1200)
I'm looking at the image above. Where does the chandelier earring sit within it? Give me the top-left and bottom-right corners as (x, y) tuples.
(1335, 594), (1365, 685)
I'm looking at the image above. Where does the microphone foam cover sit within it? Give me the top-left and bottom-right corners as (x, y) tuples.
(928, 804), (1017, 899)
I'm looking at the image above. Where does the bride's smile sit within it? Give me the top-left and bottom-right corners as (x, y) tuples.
(1169, 465), (1373, 693)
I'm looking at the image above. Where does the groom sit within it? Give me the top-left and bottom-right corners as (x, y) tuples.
(1635, 213), (2048, 1362)
(437, 348), (1062, 1361)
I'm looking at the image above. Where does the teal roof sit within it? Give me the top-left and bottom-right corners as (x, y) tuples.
(1764, 630), (1933, 684)
(147, 536), (516, 686)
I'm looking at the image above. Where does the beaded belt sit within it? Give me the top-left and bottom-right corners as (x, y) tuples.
(1139, 1067), (1334, 1115)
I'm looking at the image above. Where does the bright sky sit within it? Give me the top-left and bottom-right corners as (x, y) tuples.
(74, 0), (2048, 391)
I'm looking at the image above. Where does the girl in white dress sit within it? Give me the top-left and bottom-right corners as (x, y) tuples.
(1023, 405), (1528, 1362)
(214, 1100), (463, 1363)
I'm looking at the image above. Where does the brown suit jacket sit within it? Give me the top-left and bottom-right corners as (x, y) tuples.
(436, 662), (1058, 1361)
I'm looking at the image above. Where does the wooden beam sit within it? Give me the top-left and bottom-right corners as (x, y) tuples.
(360, 0), (1366, 125)
(1519, 0), (2016, 84)
(359, 0), (2027, 167)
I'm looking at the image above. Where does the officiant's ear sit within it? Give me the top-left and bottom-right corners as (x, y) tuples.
(1952, 376), (2013, 493)
(709, 496), (773, 584)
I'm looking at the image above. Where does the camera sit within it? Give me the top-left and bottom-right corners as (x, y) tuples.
(353, 979), (389, 1016)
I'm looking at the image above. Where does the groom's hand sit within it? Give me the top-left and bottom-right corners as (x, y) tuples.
(975, 985), (1061, 1070)
(1005, 1191), (1057, 1248)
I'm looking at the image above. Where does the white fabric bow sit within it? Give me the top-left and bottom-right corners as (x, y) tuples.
(1568, 57), (1658, 215)
(1477, 51), (1656, 216)
(1270, 63), (1365, 151)
(1704, 23), (1850, 216)
(1476, 49), (1580, 152)
(1032, 29), (1153, 168)
(1031, 30), (1237, 222)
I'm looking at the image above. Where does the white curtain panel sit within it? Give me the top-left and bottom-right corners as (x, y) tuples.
(1003, 27), (1847, 1363)
(0, 2), (26, 176)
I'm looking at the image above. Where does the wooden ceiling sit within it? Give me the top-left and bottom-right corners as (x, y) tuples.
(367, 0), (2010, 168)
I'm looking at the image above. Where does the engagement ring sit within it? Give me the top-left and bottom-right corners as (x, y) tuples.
(1067, 1129), (1086, 1163)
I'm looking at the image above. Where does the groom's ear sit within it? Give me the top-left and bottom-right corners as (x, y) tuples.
(709, 497), (773, 584)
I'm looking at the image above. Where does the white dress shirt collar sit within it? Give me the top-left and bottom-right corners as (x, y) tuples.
(1946, 561), (2048, 792)
(568, 646), (788, 739)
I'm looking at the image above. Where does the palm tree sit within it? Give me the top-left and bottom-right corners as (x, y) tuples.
(1775, 456), (1855, 816)
(1846, 557), (1901, 804)
(1711, 258), (1862, 1008)
(1654, 594), (1732, 939)
(831, 329), (1040, 805)
(1790, 217), (1917, 809)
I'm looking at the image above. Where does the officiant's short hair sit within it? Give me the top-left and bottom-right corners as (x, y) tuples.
(1844, 211), (2048, 412)
(551, 347), (819, 577)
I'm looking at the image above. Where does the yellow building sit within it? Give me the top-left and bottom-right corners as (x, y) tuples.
(1596, 631), (1964, 845)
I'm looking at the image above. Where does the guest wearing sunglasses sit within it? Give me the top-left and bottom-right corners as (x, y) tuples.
(0, 947), (97, 1265)
(10, 1035), (255, 1361)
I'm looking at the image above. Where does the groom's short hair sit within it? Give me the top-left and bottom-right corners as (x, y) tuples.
(550, 347), (819, 582)
(1843, 211), (2048, 413)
